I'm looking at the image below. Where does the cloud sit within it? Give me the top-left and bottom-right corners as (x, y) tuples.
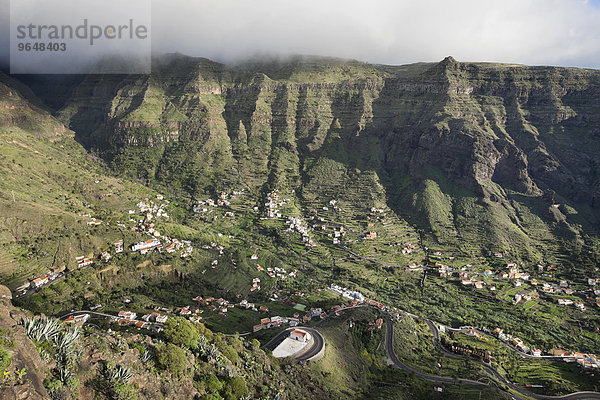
(2, 0), (600, 70)
(150, 0), (600, 68)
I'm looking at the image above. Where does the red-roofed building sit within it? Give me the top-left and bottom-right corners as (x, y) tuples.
(290, 329), (311, 343)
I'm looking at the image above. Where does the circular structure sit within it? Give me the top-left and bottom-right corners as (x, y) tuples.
(263, 327), (325, 361)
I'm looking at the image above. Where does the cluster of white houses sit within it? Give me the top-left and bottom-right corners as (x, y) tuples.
(329, 284), (365, 303)
(130, 237), (193, 258)
(192, 296), (238, 316)
(86, 216), (103, 226)
(19, 195), (193, 294)
(109, 310), (168, 332)
(491, 328), (539, 355)
(254, 262), (297, 280)
(250, 278), (261, 292)
(263, 189), (285, 219)
(64, 314), (90, 325)
(193, 190), (244, 214)
(478, 327), (600, 370)
(128, 196), (194, 258)
(253, 315), (301, 332)
(286, 216), (316, 248)
(326, 224), (346, 245)
(20, 267), (65, 292)
(435, 259), (600, 311)
(253, 292), (393, 335)
(65, 310), (169, 332)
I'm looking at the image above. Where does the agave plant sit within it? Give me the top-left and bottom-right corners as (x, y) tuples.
(54, 326), (82, 370)
(103, 364), (133, 385)
(206, 344), (220, 361)
(21, 317), (63, 342)
(55, 326), (81, 349)
(39, 349), (51, 363)
(116, 338), (127, 351)
(195, 337), (211, 358)
(58, 366), (72, 383)
(56, 346), (81, 371)
(223, 365), (236, 378)
(140, 349), (153, 363)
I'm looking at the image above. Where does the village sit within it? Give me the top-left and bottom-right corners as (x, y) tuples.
(427, 253), (600, 371)
(17, 193), (196, 296)
(433, 257), (600, 313)
(16, 186), (600, 377)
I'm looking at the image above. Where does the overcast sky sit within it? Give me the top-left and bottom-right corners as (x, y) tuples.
(2, 0), (600, 70)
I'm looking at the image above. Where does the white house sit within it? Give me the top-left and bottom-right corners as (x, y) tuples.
(290, 329), (311, 343)
(131, 238), (161, 254)
(117, 311), (137, 320)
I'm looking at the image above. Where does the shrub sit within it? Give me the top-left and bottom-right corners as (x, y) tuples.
(228, 376), (248, 397)
(0, 345), (11, 371)
(219, 344), (239, 364)
(200, 394), (223, 400)
(155, 343), (186, 376)
(202, 374), (223, 393)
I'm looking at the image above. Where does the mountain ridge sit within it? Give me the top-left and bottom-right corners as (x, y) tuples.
(14, 55), (600, 261)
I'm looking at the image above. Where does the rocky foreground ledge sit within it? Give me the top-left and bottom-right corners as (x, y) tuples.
(0, 285), (49, 400)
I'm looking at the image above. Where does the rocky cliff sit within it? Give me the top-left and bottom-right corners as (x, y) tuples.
(22, 54), (600, 259)
(0, 285), (49, 400)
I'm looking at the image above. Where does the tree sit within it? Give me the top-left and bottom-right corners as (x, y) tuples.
(163, 317), (201, 348)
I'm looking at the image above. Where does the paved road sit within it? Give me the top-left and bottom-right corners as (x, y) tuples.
(295, 328), (325, 361)
(58, 310), (116, 320)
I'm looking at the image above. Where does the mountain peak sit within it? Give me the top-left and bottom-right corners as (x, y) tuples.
(440, 56), (458, 66)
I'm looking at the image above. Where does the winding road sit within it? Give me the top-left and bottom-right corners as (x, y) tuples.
(383, 315), (488, 386)
(385, 313), (600, 400)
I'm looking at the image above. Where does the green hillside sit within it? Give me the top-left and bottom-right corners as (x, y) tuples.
(2, 56), (600, 399)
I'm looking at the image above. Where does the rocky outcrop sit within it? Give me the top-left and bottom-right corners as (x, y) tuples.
(0, 285), (49, 400)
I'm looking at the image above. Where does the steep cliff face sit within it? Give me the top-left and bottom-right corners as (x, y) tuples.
(0, 286), (49, 400)
(42, 55), (600, 257)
